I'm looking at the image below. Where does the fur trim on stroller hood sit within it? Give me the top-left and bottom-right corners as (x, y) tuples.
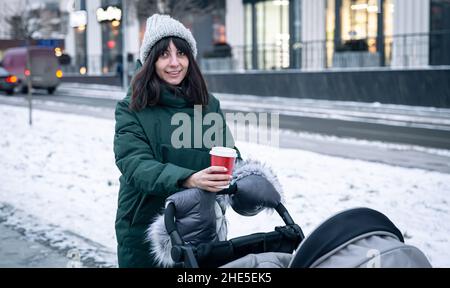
(145, 158), (283, 267)
(232, 158), (285, 204)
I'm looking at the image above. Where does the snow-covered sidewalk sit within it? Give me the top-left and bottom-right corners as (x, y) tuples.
(1, 105), (449, 267)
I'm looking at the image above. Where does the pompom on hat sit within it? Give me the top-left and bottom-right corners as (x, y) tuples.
(139, 14), (197, 64)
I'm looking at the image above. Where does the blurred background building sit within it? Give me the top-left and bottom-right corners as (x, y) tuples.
(222, 0), (450, 71)
(56, 0), (227, 77)
(1, 0), (448, 74)
(0, 0), (226, 77)
(215, 0), (450, 108)
(63, 0), (140, 76)
(0, 0), (448, 107)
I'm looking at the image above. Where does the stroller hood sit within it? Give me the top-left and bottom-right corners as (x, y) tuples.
(222, 207), (432, 268)
(289, 207), (432, 268)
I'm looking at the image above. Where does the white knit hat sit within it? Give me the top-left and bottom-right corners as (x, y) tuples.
(139, 14), (197, 64)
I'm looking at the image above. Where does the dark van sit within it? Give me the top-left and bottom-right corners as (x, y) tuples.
(1, 46), (62, 94)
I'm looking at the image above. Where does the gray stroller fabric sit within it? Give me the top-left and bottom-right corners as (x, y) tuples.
(288, 207), (432, 268)
(220, 233), (432, 268)
(145, 188), (228, 267)
(218, 207), (433, 268)
(310, 234), (432, 268)
(221, 252), (292, 268)
(166, 188), (220, 246)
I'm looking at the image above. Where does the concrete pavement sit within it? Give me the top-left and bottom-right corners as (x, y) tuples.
(0, 222), (70, 268)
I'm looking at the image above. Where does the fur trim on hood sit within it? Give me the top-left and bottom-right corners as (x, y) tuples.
(232, 158), (285, 204)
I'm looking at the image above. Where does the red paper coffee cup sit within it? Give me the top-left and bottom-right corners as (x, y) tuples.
(210, 147), (237, 188)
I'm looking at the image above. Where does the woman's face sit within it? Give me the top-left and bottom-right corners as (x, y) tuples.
(155, 40), (189, 86)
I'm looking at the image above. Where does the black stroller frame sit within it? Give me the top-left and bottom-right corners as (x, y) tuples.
(164, 193), (305, 268)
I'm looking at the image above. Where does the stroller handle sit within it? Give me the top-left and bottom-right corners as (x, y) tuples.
(164, 199), (305, 268)
(165, 201), (199, 268)
(276, 203), (295, 225)
(276, 202), (305, 240)
(164, 202), (182, 245)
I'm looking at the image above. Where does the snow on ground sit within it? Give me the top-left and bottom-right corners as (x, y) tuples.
(225, 144), (450, 268)
(0, 105), (449, 267)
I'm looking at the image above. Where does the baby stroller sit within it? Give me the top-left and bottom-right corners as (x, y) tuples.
(147, 159), (432, 268)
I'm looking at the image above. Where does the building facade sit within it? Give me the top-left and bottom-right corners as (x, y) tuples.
(64, 0), (226, 76)
(225, 0), (450, 71)
(64, 0), (140, 76)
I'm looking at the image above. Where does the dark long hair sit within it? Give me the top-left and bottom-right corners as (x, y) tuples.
(130, 37), (209, 111)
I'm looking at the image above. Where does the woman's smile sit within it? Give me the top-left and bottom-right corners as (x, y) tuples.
(156, 40), (189, 85)
(166, 70), (182, 76)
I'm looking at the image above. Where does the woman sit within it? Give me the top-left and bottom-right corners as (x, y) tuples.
(114, 14), (239, 267)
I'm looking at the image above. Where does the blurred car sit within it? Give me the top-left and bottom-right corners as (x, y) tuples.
(1, 46), (62, 94)
(0, 66), (19, 95)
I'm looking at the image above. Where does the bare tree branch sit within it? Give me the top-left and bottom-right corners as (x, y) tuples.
(4, 0), (65, 40)
(4, 1), (32, 40)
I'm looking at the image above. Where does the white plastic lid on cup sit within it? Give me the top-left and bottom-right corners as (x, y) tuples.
(210, 147), (237, 158)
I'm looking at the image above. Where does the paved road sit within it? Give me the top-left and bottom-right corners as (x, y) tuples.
(2, 88), (450, 150)
(1, 90), (450, 173)
(279, 132), (450, 173)
(271, 113), (450, 150)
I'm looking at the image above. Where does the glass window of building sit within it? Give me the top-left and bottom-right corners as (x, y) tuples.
(244, 0), (289, 70)
(430, 0), (450, 65)
(75, 24), (87, 73)
(99, 0), (123, 74)
(326, 0), (394, 68)
(341, 0), (378, 47)
(72, 0), (87, 74)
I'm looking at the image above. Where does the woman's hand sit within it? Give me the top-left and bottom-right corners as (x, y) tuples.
(183, 166), (232, 193)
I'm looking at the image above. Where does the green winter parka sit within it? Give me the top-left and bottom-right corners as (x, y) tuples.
(114, 61), (237, 267)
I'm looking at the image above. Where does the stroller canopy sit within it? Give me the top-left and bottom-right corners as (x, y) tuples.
(223, 207), (432, 268)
